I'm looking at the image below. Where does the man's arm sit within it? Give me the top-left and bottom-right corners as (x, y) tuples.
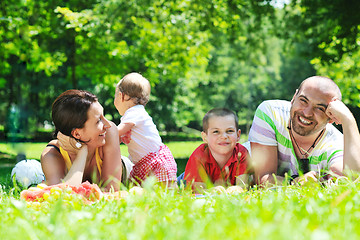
(250, 142), (285, 185)
(326, 99), (360, 172)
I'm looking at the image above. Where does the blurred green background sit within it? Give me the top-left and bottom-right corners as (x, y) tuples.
(1, 2), (360, 236)
(1, 0), (359, 144)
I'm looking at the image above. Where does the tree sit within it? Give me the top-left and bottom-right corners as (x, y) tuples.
(282, 0), (360, 111)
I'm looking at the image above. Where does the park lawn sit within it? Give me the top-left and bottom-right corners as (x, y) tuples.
(0, 141), (205, 160)
(0, 141), (359, 239)
(0, 138), (249, 179)
(1, 179), (360, 239)
(0, 141), (205, 186)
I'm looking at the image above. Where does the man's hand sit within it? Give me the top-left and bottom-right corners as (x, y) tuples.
(293, 171), (318, 185)
(326, 98), (354, 125)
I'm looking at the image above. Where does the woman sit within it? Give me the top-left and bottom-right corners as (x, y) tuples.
(41, 90), (130, 191)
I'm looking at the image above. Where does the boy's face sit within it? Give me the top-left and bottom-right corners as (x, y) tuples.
(201, 115), (240, 160)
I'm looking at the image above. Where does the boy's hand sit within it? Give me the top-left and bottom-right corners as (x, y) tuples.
(121, 130), (132, 144)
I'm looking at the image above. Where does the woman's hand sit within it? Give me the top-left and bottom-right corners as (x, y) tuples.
(57, 132), (81, 155)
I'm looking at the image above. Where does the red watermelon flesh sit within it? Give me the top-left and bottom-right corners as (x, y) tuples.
(20, 181), (103, 202)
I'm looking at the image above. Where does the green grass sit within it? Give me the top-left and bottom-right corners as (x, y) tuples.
(0, 141), (205, 161)
(0, 142), (48, 159)
(0, 142), (360, 239)
(0, 139), (247, 178)
(0, 180), (360, 239)
(0, 141), (206, 185)
(0, 137), (247, 187)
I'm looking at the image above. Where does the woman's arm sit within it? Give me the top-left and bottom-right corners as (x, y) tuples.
(61, 145), (88, 186)
(101, 121), (123, 191)
(41, 141), (88, 186)
(41, 144), (66, 185)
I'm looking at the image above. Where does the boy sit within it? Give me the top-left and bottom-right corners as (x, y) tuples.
(184, 108), (251, 191)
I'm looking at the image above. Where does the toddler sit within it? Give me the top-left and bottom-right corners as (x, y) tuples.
(114, 72), (177, 185)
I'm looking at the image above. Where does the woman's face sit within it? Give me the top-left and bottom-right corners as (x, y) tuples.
(77, 101), (111, 147)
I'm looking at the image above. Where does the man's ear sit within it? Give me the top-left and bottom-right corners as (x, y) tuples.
(201, 131), (208, 143)
(291, 89), (298, 104)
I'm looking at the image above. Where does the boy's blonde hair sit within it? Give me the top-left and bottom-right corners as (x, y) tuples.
(203, 108), (239, 132)
(116, 72), (151, 106)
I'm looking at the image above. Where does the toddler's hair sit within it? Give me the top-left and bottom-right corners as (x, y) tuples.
(116, 72), (151, 106)
(202, 108), (239, 132)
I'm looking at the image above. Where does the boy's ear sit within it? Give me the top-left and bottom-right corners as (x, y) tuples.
(201, 131), (208, 143)
(237, 129), (241, 141)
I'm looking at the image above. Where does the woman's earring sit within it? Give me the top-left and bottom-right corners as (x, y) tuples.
(75, 141), (82, 149)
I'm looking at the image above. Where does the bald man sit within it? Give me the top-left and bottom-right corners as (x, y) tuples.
(249, 76), (360, 185)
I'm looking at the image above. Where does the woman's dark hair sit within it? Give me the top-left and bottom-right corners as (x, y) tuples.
(52, 90), (98, 138)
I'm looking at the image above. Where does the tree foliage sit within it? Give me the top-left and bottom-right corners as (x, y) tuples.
(283, 0), (360, 109)
(1, 0), (359, 139)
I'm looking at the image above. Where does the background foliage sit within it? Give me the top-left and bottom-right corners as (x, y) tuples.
(1, 0), (359, 140)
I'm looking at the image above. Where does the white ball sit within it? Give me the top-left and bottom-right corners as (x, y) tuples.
(11, 159), (45, 188)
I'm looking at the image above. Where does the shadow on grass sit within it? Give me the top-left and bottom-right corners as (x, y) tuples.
(175, 158), (188, 176)
(0, 151), (16, 189)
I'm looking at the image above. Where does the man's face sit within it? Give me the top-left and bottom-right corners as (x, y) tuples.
(290, 83), (334, 136)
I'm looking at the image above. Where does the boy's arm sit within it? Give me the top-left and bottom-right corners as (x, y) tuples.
(184, 148), (211, 191)
(191, 182), (207, 193)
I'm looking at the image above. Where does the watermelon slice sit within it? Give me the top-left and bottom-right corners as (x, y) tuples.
(20, 181), (103, 203)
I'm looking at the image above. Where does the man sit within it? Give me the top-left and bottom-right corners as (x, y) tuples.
(249, 76), (360, 185)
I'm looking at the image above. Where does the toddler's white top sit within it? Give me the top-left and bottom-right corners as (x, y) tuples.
(121, 105), (162, 163)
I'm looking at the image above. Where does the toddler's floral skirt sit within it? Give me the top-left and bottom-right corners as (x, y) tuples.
(130, 144), (177, 184)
